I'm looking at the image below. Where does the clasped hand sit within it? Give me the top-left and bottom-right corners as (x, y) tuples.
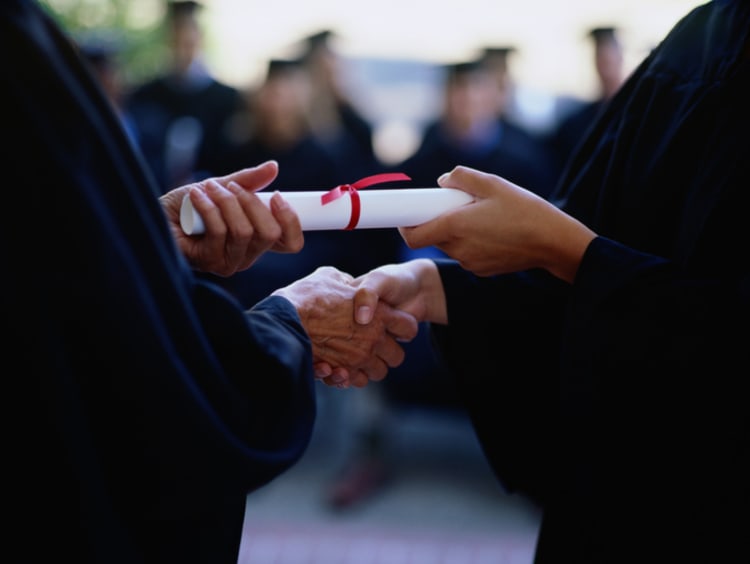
(272, 267), (420, 389)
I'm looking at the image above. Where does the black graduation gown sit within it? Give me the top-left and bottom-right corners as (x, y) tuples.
(2, 2), (316, 562)
(431, 1), (750, 562)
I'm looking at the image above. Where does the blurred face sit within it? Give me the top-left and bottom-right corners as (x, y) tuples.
(253, 69), (313, 143)
(443, 70), (498, 133)
(306, 46), (339, 91)
(595, 39), (624, 97)
(169, 15), (202, 74)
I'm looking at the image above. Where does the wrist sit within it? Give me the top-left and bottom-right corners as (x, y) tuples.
(542, 214), (597, 283)
(411, 259), (448, 324)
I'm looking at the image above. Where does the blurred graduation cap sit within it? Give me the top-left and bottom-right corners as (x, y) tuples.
(480, 46), (516, 61)
(477, 45), (517, 73)
(305, 29), (334, 50)
(167, 0), (203, 19)
(442, 59), (488, 83)
(264, 57), (304, 79)
(588, 26), (620, 45)
(298, 29), (339, 62)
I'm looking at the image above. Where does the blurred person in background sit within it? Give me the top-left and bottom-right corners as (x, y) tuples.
(477, 46), (517, 119)
(477, 44), (555, 185)
(77, 33), (140, 147)
(220, 58), (339, 196)
(548, 25), (627, 176)
(397, 57), (554, 199)
(298, 29), (382, 179)
(125, 0), (245, 192)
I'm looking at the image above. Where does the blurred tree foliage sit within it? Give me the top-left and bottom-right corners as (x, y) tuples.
(38, 0), (170, 89)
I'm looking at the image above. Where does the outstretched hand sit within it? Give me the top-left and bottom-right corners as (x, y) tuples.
(160, 161), (304, 276)
(352, 259), (448, 326)
(398, 166), (597, 283)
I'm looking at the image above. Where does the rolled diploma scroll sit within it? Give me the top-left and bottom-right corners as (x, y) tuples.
(180, 188), (475, 234)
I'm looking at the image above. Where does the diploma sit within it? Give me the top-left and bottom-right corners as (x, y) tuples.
(180, 188), (475, 234)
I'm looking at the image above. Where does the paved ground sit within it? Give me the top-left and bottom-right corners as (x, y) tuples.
(240, 385), (543, 564)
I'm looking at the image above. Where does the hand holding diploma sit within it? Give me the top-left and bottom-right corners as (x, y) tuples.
(180, 173), (475, 235)
(160, 161), (304, 276)
(398, 166), (597, 282)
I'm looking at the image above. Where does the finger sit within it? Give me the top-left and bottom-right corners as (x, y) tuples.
(438, 165), (493, 198)
(269, 192), (304, 253)
(382, 307), (419, 343)
(321, 367), (351, 389)
(399, 217), (450, 249)
(343, 346), (390, 384)
(374, 337), (406, 370)
(352, 286), (381, 325)
(188, 182), (228, 237)
(225, 181), (282, 254)
(353, 266), (415, 323)
(319, 376), (343, 388)
(349, 368), (376, 388)
(220, 160), (279, 192)
(187, 182), (231, 270)
(202, 178), (253, 234)
(312, 361), (332, 381)
(202, 180), (264, 270)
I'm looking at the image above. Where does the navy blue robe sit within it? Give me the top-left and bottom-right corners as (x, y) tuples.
(2, 2), (316, 562)
(432, 1), (750, 561)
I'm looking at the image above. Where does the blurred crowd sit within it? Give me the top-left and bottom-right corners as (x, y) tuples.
(77, 0), (627, 513)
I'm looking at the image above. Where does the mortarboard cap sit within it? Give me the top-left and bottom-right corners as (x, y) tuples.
(444, 60), (482, 73)
(167, 1), (203, 19)
(480, 46), (517, 60)
(265, 57), (304, 79)
(299, 29), (338, 61)
(478, 45), (517, 73)
(588, 26), (619, 44)
(305, 29), (334, 49)
(442, 59), (487, 83)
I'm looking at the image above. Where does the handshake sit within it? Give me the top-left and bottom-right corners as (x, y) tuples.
(272, 259), (448, 389)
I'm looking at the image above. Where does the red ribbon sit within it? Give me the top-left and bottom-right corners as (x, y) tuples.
(320, 172), (411, 230)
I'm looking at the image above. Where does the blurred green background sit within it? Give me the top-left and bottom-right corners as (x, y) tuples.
(40, 0), (168, 86)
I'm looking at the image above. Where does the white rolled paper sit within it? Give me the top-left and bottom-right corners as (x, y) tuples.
(180, 188), (475, 234)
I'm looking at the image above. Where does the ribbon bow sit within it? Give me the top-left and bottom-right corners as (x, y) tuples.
(320, 172), (411, 230)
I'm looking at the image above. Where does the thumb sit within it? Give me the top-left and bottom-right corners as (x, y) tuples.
(438, 165), (495, 200)
(353, 286), (380, 325)
(353, 267), (404, 325)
